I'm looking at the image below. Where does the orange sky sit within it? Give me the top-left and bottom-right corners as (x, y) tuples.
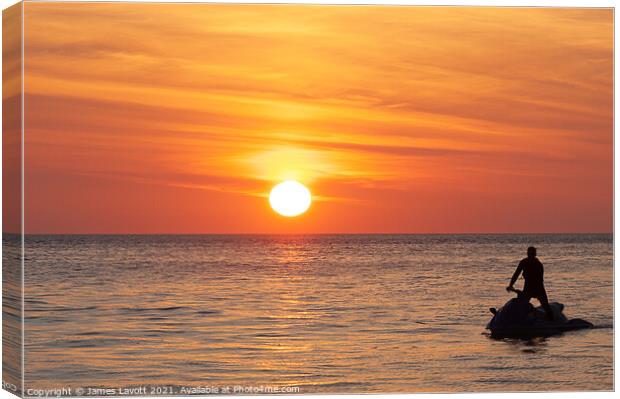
(21, 3), (612, 234)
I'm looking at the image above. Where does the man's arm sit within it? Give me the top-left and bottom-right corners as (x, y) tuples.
(539, 259), (544, 278)
(507, 261), (524, 291)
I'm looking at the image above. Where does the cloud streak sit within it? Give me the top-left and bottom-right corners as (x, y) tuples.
(22, 3), (612, 233)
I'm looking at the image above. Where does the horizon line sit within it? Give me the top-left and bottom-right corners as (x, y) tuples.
(2, 231), (613, 236)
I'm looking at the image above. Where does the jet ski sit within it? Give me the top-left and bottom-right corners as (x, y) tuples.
(486, 288), (593, 339)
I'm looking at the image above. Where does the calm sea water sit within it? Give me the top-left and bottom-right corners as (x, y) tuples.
(3, 234), (614, 393)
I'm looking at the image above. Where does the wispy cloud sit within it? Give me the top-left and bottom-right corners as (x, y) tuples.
(22, 4), (612, 233)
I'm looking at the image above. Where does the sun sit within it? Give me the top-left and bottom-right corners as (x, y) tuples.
(269, 180), (312, 217)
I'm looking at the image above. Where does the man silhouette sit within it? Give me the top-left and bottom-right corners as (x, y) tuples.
(507, 246), (554, 321)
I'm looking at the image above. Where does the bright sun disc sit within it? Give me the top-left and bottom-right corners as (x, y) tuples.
(269, 180), (312, 217)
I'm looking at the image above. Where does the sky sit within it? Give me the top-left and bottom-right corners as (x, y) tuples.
(20, 3), (613, 234)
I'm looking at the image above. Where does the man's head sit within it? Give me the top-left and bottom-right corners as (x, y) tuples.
(527, 246), (537, 258)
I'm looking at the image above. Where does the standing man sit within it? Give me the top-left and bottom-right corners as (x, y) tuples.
(507, 247), (554, 321)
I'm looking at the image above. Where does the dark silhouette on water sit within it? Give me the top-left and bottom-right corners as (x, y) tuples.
(507, 247), (554, 321)
(486, 287), (594, 339)
(486, 246), (595, 339)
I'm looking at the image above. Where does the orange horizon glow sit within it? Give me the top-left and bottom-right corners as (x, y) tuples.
(18, 3), (613, 234)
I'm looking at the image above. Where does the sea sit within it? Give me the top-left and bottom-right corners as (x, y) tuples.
(2, 234), (614, 394)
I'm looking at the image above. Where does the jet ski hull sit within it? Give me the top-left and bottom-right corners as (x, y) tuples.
(489, 318), (593, 339)
(486, 298), (593, 339)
